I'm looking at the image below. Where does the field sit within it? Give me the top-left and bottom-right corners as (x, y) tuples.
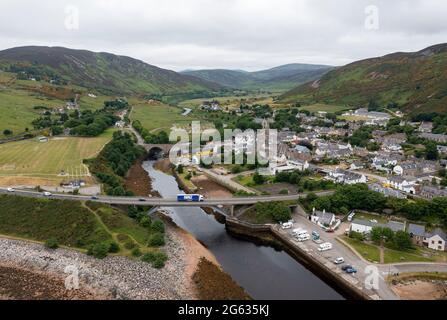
(300, 103), (349, 113)
(0, 88), (65, 138)
(0, 129), (114, 186)
(178, 93), (283, 110)
(130, 99), (199, 132)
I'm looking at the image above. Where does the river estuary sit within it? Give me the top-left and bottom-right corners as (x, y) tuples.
(143, 160), (344, 300)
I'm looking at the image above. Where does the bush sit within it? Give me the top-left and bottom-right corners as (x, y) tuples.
(279, 189), (289, 195)
(45, 238), (59, 249)
(108, 241), (120, 253)
(151, 220), (165, 234)
(141, 251), (168, 269)
(139, 216), (152, 228)
(87, 242), (110, 259)
(148, 233), (165, 247)
(131, 247), (142, 257)
(124, 241), (137, 250)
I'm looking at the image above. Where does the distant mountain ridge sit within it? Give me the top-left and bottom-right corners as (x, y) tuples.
(181, 63), (334, 92)
(280, 43), (447, 115)
(0, 46), (223, 96)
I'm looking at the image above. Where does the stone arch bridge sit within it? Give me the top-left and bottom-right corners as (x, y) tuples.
(143, 144), (174, 158)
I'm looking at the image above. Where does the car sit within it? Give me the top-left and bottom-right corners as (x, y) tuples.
(7, 187), (15, 192)
(91, 196), (99, 200)
(345, 267), (358, 274)
(297, 234), (310, 242)
(334, 257), (345, 265)
(281, 222), (293, 230)
(43, 192), (52, 197)
(341, 265), (353, 271)
(139, 198), (147, 202)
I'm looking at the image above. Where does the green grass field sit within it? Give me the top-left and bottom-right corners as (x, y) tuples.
(130, 99), (198, 132)
(0, 88), (65, 138)
(0, 129), (114, 186)
(300, 103), (349, 113)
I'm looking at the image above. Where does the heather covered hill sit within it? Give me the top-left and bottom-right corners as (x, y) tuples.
(182, 63), (333, 92)
(280, 44), (447, 115)
(0, 46), (223, 96)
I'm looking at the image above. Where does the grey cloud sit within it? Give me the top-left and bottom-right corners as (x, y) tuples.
(0, 0), (446, 71)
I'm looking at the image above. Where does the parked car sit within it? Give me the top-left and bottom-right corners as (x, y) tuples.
(281, 222), (293, 230)
(7, 187), (15, 192)
(341, 265), (353, 271)
(345, 267), (358, 274)
(43, 192), (52, 197)
(312, 231), (320, 240)
(297, 234), (311, 242)
(347, 211), (356, 222)
(91, 196), (99, 200)
(334, 257), (345, 265)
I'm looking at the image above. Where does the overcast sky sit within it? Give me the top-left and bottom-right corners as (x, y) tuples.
(0, 0), (446, 71)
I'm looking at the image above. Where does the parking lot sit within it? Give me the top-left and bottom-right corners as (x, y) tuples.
(275, 212), (399, 300)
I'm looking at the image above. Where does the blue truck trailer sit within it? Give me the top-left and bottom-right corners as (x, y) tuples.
(177, 194), (204, 202)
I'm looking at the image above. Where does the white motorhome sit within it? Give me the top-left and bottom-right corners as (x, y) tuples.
(292, 229), (308, 237)
(318, 242), (333, 252)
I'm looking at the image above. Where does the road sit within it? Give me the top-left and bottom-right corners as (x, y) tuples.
(285, 207), (447, 300)
(0, 188), (334, 207)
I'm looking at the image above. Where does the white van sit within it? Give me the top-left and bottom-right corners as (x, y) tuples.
(281, 222), (293, 230)
(318, 242), (333, 252)
(292, 229), (308, 237)
(347, 212), (356, 222)
(297, 233), (310, 242)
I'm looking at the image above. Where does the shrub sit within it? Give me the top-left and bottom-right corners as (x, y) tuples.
(45, 238), (59, 249)
(108, 241), (120, 253)
(151, 220), (165, 234)
(279, 189), (289, 195)
(139, 216), (152, 228)
(131, 247), (142, 257)
(87, 242), (110, 259)
(124, 241), (137, 250)
(148, 233), (165, 247)
(141, 251), (168, 269)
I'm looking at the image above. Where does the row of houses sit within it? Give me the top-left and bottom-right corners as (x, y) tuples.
(351, 218), (447, 252)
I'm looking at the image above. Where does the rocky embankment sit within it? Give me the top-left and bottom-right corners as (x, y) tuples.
(0, 224), (196, 300)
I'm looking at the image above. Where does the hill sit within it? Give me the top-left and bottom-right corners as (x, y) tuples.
(0, 46), (223, 96)
(181, 63), (333, 92)
(280, 44), (447, 115)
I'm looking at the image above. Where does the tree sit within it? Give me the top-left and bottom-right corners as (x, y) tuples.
(253, 172), (266, 185)
(3, 129), (13, 136)
(151, 220), (165, 233)
(393, 231), (413, 250)
(425, 142), (439, 160)
(148, 233), (165, 247)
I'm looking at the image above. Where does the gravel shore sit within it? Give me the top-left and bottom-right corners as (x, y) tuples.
(0, 225), (197, 300)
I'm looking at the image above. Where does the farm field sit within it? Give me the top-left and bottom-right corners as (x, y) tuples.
(0, 129), (114, 186)
(300, 103), (349, 113)
(130, 99), (199, 132)
(178, 94), (283, 110)
(0, 88), (65, 138)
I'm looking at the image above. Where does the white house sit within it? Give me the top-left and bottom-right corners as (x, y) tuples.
(326, 169), (367, 185)
(269, 159), (309, 175)
(425, 229), (446, 251)
(350, 219), (376, 234)
(310, 209), (339, 230)
(386, 176), (418, 194)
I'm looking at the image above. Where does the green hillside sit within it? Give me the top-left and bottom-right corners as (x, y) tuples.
(280, 44), (447, 115)
(0, 46), (223, 96)
(182, 63), (333, 92)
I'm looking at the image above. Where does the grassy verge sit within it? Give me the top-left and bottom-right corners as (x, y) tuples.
(383, 248), (434, 264)
(343, 237), (381, 263)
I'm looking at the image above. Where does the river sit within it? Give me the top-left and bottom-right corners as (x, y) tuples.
(143, 160), (344, 300)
